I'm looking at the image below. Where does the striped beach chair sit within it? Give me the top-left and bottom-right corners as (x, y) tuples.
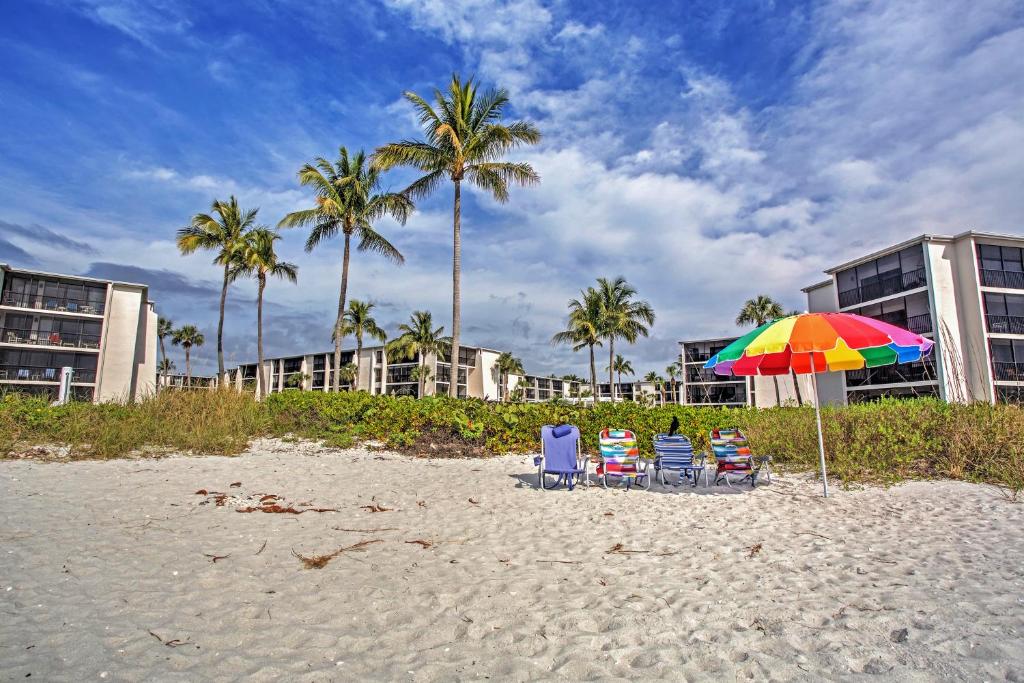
(709, 428), (757, 488)
(597, 429), (650, 490)
(653, 434), (707, 487)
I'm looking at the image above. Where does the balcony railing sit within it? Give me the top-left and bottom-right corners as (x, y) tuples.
(1, 292), (105, 315)
(0, 366), (96, 383)
(980, 269), (1024, 290)
(687, 368), (743, 383)
(845, 361), (935, 387)
(987, 315), (1024, 335)
(1, 329), (101, 349)
(993, 362), (1024, 382)
(838, 267), (928, 308)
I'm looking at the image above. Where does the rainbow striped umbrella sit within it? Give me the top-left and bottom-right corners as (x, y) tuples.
(704, 312), (934, 496)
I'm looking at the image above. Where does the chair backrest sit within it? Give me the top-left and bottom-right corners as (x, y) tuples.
(541, 425), (580, 471)
(709, 428), (753, 467)
(599, 428), (639, 465)
(653, 434), (695, 467)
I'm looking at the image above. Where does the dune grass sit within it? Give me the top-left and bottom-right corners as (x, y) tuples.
(2, 389), (1021, 496)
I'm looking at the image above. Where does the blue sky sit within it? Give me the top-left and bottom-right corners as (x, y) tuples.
(1, 0), (1022, 378)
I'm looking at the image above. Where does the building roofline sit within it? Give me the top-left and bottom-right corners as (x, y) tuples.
(801, 279), (832, 293)
(820, 230), (1024, 275)
(232, 343), (505, 368)
(1, 263), (149, 291)
(678, 336), (740, 345)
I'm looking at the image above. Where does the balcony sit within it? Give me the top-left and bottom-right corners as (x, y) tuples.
(980, 269), (1024, 290)
(845, 361), (935, 387)
(1, 292), (105, 315)
(1, 329), (101, 350)
(838, 267), (928, 308)
(687, 367), (742, 383)
(872, 311), (932, 335)
(0, 366), (96, 383)
(987, 315), (1024, 335)
(993, 362), (1024, 382)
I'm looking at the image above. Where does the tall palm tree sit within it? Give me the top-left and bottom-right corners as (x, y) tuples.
(279, 147), (411, 393)
(230, 228), (299, 399)
(375, 74), (541, 397)
(596, 277), (655, 403)
(736, 295), (786, 407)
(386, 310), (451, 398)
(157, 316), (174, 390)
(342, 299), (387, 389)
(607, 354), (635, 398)
(171, 324), (205, 388)
(495, 351), (524, 402)
(551, 287), (604, 394)
(157, 357), (175, 384)
(665, 362), (682, 405)
(177, 196), (256, 379)
(644, 370), (666, 405)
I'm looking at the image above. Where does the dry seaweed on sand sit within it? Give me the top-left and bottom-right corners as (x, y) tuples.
(291, 539), (382, 569)
(606, 543), (648, 555)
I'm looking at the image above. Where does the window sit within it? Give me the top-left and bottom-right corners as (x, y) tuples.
(978, 244), (1024, 289)
(990, 339), (1024, 382)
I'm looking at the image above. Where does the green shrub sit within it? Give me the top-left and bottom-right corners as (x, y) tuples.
(2, 390), (1021, 494)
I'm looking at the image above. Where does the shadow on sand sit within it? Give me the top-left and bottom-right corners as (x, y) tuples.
(509, 470), (764, 496)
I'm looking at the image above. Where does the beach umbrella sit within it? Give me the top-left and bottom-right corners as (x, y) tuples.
(704, 312), (934, 497)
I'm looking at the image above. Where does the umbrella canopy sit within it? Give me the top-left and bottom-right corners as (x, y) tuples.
(703, 312), (934, 497)
(705, 312), (934, 377)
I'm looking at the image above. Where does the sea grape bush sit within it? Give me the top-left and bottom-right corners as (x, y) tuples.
(1, 389), (1021, 494)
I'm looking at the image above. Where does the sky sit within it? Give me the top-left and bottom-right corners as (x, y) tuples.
(1, 0), (1022, 379)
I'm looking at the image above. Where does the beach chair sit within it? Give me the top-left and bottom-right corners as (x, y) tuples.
(536, 425), (585, 490)
(653, 434), (707, 486)
(709, 428), (759, 488)
(597, 429), (650, 490)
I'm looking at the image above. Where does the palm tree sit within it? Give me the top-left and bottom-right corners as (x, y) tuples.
(342, 299), (387, 388)
(337, 363), (358, 390)
(386, 310), (450, 398)
(736, 295), (786, 407)
(375, 74), (541, 397)
(157, 316), (174, 390)
(551, 287), (604, 394)
(644, 371), (666, 405)
(596, 277), (655, 403)
(495, 351), (524, 402)
(665, 362), (682, 405)
(157, 357), (176, 386)
(230, 228), (299, 399)
(279, 147), (411, 393)
(177, 196), (256, 380)
(607, 354), (635, 398)
(171, 324), (205, 387)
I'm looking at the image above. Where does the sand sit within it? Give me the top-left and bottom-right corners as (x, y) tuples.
(2, 438), (1023, 681)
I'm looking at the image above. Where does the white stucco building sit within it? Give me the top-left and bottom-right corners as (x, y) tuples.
(0, 264), (158, 402)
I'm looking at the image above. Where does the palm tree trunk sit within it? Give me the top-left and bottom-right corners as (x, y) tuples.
(217, 264), (228, 379)
(449, 179), (461, 398)
(588, 344), (597, 399)
(355, 333), (362, 393)
(773, 376), (781, 407)
(334, 231), (352, 393)
(158, 337), (166, 392)
(608, 341), (615, 403)
(791, 369), (803, 405)
(418, 357), (425, 398)
(185, 347), (192, 388)
(256, 274), (265, 400)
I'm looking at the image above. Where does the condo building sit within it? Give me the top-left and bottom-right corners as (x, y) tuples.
(678, 337), (808, 407)
(803, 231), (1024, 405)
(0, 264), (158, 402)
(234, 344), (507, 400)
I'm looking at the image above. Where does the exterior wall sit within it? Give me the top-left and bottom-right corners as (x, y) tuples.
(924, 239), (970, 402)
(478, 349), (501, 401)
(950, 238), (992, 402)
(134, 302), (158, 399)
(96, 285), (145, 402)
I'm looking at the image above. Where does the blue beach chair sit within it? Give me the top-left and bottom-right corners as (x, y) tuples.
(536, 425), (585, 490)
(653, 434), (707, 486)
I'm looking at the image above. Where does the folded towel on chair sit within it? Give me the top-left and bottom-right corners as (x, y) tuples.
(552, 424), (573, 438)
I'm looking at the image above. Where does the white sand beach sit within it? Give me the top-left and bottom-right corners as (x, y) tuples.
(2, 439), (1023, 681)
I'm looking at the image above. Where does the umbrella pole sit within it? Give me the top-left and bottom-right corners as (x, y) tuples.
(809, 354), (829, 497)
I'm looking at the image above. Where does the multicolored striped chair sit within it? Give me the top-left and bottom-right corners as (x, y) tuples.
(653, 434), (707, 486)
(597, 428), (650, 490)
(709, 428), (757, 488)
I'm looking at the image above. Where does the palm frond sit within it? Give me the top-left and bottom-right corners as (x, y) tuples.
(356, 224), (404, 264)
